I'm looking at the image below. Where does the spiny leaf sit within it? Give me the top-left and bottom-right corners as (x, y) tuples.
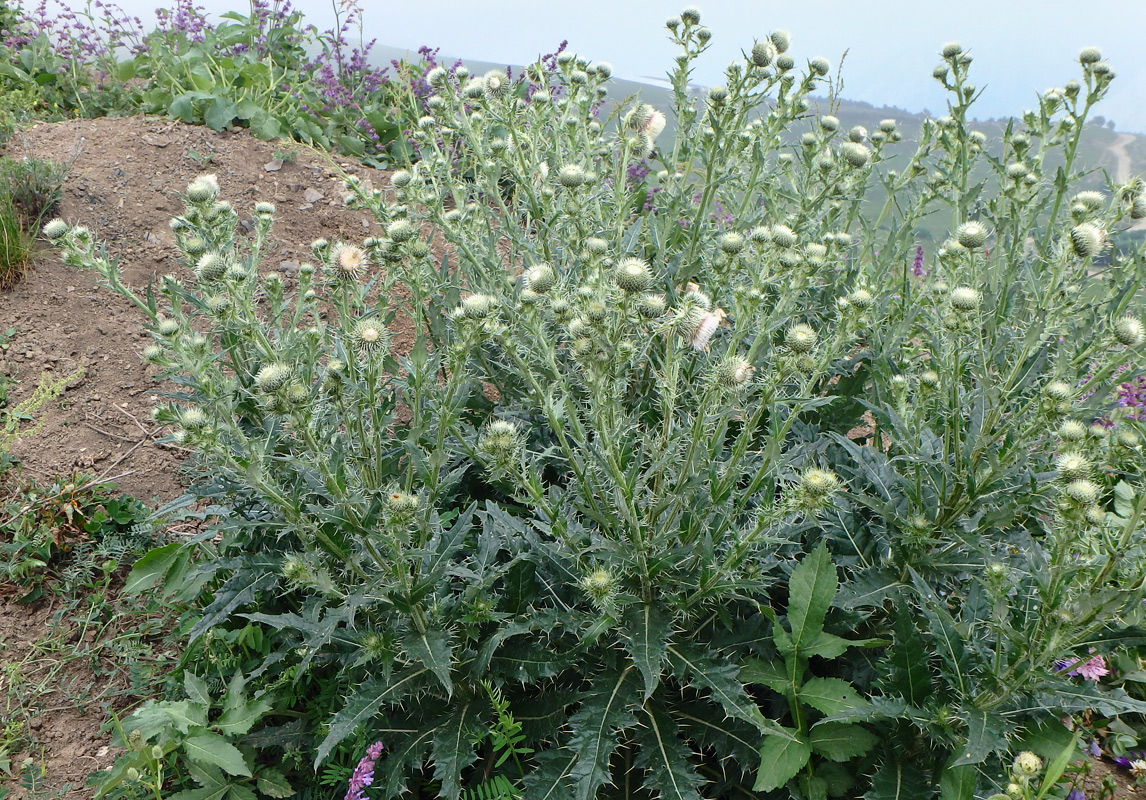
(621, 604), (673, 700)
(633, 704), (705, 800)
(431, 702), (480, 800)
(565, 667), (640, 800)
(403, 628), (454, 695)
(863, 759), (932, 800)
(668, 646), (795, 740)
(787, 542), (837, 652)
(314, 668), (428, 766)
(949, 708), (1007, 766)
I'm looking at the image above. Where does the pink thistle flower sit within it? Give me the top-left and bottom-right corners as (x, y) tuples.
(1073, 654), (1109, 680)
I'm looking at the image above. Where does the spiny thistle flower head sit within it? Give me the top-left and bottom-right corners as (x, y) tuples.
(1079, 46), (1102, 64)
(461, 294), (496, 320)
(156, 318), (180, 337)
(809, 57), (831, 76)
(582, 568), (616, 603)
(593, 61), (613, 78)
(43, 219), (68, 240)
(950, 287), (982, 312)
(256, 362), (292, 393)
(941, 42), (963, 59)
(695, 27), (711, 43)
(1072, 190), (1106, 211)
(1089, 423), (1109, 439)
(1005, 162), (1030, 180)
(841, 142), (871, 168)
(878, 119), (897, 133)
(349, 318), (390, 361)
(848, 289), (875, 309)
(1058, 420), (1088, 442)
(205, 294), (231, 316)
(311, 238), (330, 260)
(638, 293), (667, 318)
(387, 219), (417, 242)
(557, 165), (587, 187)
(1115, 429), (1140, 449)
(819, 115), (839, 132)
(719, 232), (746, 254)
(255, 201), (275, 216)
(614, 258), (653, 293)
(1055, 452), (1091, 482)
(480, 420), (520, 458)
(386, 490), (420, 520)
(775, 53), (795, 71)
(804, 242), (828, 266)
(1113, 316), (1145, 347)
(585, 237), (609, 255)
(1045, 380), (1074, 402)
(955, 221), (990, 249)
(750, 40), (775, 67)
(1063, 479), (1100, 505)
(785, 323), (818, 353)
(180, 407), (208, 429)
(798, 468), (841, 505)
(680, 6), (701, 24)
(715, 357), (755, 389)
(847, 126), (867, 143)
(920, 369), (940, 389)
(186, 174), (219, 203)
(708, 85), (729, 104)
(525, 262), (556, 293)
(771, 224), (798, 248)
(391, 170), (413, 188)
(483, 69), (509, 97)
(1070, 223), (1106, 258)
(194, 252), (227, 282)
(770, 29), (791, 53)
(142, 344), (164, 363)
(1012, 752), (1043, 778)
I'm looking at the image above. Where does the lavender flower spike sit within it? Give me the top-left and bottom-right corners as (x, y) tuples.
(345, 741), (385, 800)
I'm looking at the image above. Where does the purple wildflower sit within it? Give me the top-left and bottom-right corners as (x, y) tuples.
(911, 245), (925, 276)
(344, 741), (384, 800)
(1066, 790), (1085, 800)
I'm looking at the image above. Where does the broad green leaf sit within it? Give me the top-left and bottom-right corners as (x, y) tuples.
(799, 678), (866, 716)
(205, 98), (239, 131)
(753, 732), (810, 792)
(314, 668), (428, 765)
(123, 542), (182, 595)
(808, 722), (877, 762)
(787, 543), (837, 652)
(403, 628), (454, 694)
(255, 769), (294, 799)
(215, 695), (273, 737)
(738, 657), (790, 696)
(621, 604), (673, 700)
(184, 672), (212, 708)
(801, 631), (875, 659)
(167, 789), (222, 800)
(950, 708), (1007, 766)
(251, 115), (281, 140)
(938, 762), (976, 800)
(1036, 730), (1081, 797)
(633, 704), (704, 800)
(183, 731), (252, 778)
(127, 699), (208, 738)
(431, 702), (480, 800)
(227, 784), (257, 800)
(885, 615), (932, 706)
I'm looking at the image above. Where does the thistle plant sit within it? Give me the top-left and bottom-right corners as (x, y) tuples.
(55, 7), (1146, 799)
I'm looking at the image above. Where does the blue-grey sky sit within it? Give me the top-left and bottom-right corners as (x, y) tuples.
(60, 0), (1146, 132)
